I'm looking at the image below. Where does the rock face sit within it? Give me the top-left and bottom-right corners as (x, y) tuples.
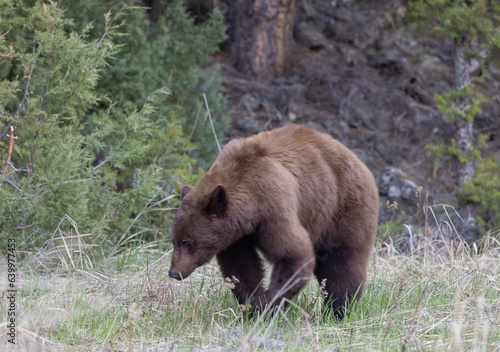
(377, 166), (423, 224)
(342, 88), (403, 131)
(295, 21), (329, 50)
(221, 0), (500, 226)
(378, 167), (419, 203)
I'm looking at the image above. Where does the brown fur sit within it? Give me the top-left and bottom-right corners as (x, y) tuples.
(169, 124), (379, 318)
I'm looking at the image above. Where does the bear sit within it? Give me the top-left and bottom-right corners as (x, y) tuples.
(168, 124), (379, 318)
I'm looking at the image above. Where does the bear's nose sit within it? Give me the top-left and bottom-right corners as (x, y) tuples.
(169, 268), (182, 280)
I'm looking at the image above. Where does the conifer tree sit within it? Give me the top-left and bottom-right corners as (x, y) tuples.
(409, 0), (500, 240)
(0, 1), (225, 249)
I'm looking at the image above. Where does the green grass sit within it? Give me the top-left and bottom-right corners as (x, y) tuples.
(1, 230), (499, 351)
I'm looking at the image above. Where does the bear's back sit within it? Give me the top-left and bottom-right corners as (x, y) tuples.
(210, 125), (378, 244)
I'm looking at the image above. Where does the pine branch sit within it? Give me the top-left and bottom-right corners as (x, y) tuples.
(10, 29), (37, 122)
(63, 6), (127, 103)
(40, 0), (62, 118)
(13, 69), (33, 120)
(0, 20), (11, 39)
(95, 6), (131, 49)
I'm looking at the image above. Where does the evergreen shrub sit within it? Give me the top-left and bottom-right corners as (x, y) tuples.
(0, 0), (227, 250)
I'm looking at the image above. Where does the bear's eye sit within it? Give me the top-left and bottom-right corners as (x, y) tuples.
(181, 240), (191, 248)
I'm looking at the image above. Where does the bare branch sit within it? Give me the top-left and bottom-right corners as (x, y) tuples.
(203, 93), (221, 153)
(3, 177), (21, 191)
(2, 126), (16, 175)
(93, 159), (108, 172)
(0, 20), (12, 39)
(64, 69), (80, 85)
(11, 29), (37, 121)
(0, 121), (13, 140)
(13, 69), (33, 120)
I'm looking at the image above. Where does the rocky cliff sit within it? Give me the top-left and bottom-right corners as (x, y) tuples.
(216, 0), (500, 233)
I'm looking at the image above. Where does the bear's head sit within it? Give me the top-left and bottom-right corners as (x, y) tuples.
(168, 184), (229, 280)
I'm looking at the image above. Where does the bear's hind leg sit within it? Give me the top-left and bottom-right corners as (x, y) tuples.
(315, 246), (368, 320)
(216, 236), (265, 304)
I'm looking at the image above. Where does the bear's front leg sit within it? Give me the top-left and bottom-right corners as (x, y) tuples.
(216, 235), (265, 304)
(251, 245), (315, 311)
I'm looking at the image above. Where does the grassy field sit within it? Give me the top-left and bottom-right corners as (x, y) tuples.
(1, 223), (499, 351)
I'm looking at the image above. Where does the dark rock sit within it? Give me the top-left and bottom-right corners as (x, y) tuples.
(405, 102), (446, 144)
(376, 29), (419, 57)
(488, 62), (500, 83)
(322, 17), (336, 38)
(415, 55), (453, 88)
(295, 21), (329, 50)
(337, 44), (368, 66)
(378, 166), (419, 203)
(301, 1), (318, 19)
(334, 22), (375, 49)
(330, 5), (379, 49)
(377, 166), (425, 223)
(401, 83), (435, 105)
(342, 88), (406, 131)
(370, 133), (410, 165)
(367, 52), (403, 78)
(271, 76), (288, 86)
(240, 94), (260, 111)
(272, 83), (306, 117)
(470, 59), (481, 76)
(333, 7), (354, 23)
(233, 117), (263, 135)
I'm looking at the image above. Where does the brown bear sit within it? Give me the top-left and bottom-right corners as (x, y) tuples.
(169, 124), (379, 318)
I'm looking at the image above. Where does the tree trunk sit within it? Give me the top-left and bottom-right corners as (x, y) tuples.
(143, 0), (161, 23)
(228, 0), (296, 80)
(453, 34), (478, 242)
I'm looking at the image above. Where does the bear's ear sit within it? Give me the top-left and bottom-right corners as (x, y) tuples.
(206, 185), (227, 215)
(180, 185), (192, 201)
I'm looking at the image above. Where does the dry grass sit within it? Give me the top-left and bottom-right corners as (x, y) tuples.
(1, 217), (499, 351)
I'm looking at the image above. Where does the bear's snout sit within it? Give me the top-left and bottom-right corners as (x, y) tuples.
(168, 268), (182, 280)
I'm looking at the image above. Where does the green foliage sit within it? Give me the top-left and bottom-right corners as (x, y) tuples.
(425, 87), (497, 230)
(409, 0), (500, 50)
(409, 1), (500, 232)
(378, 220), (405, 243)
(426, 87), (487, 170)
(462, 157), (500, 230)
(1, 0), (116, 246)
(64, 0), (229, 165)
(435, 86), (487, 123)
(425, 132), (499, 231)
(0, 0), (224, 250)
